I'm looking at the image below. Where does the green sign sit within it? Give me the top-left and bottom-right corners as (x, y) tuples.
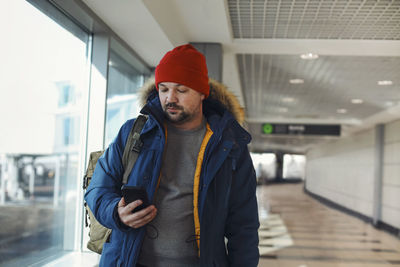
(262, 123), (273, 134)
(261, 123), (341, 136)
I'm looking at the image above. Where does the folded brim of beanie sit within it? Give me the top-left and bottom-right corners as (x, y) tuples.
(155, 64), (209, 98)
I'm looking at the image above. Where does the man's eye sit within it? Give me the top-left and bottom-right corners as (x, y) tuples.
(160, 89), (168, 93)
(177, 89), (187, 93)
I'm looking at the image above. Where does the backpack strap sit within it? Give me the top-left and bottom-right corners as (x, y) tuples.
(121, 114), (148, 185)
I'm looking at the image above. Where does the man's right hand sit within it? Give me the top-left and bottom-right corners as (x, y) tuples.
(117, 198), (157, 228)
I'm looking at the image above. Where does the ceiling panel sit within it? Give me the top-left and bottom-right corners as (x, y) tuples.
(237, 54), (400, 122)
(228, 0), (400, 40)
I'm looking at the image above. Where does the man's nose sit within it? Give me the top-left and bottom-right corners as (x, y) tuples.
(166, 90), (177, 102)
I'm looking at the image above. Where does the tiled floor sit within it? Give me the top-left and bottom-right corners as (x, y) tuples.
(257, 183), (400, 267)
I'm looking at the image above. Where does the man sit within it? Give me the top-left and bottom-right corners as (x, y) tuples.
(85, 44), (259, 267)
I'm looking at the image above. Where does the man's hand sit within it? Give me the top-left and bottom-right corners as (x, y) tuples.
(117, 198), (157, 228)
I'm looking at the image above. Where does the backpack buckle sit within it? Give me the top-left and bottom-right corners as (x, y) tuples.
(83, 175), (88, 189)
(131, 132), (143, 153)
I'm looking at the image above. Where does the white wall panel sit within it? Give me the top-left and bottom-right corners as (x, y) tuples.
(306, 129), (375, 218)
(383, 165), (400, 186)
(382, 119), (400, 229)
(384, 142), (400, 164)
(382, 186), (400, 208)
(307, 119), (400, 230)
(382, 206), (400, 229)
(385, 120), (400, 143)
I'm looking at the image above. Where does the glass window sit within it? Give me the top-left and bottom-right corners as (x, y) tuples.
(283, 154), (306, 180)
(57, 82), (76, 108)
(104, 39), (150, 146)
(0, 1), (89, 265)
(250, 153), (277, 184)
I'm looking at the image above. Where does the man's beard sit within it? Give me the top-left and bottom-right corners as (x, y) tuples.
(163, 103), (191, 124)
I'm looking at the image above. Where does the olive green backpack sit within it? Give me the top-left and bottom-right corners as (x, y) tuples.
(82, 115), (147, 254)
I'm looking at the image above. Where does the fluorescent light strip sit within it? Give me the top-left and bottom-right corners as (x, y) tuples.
(300, 53), (319, 60)
(282, 97), (295, 103)
(351, 99), (363, 104)
(289, 79), (304, 84)
(378, 80), (393, 86)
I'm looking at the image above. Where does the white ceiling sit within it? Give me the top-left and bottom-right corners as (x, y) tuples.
(229, 0), (400, 40)
(80, 0), (400, 153)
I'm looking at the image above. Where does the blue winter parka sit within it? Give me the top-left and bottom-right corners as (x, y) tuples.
(85, 79), (260, 267)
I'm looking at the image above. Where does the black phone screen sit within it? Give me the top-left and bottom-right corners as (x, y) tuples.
(121, 185), (150, 212)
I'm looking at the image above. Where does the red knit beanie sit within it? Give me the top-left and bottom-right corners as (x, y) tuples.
(155, 44), (210, 98)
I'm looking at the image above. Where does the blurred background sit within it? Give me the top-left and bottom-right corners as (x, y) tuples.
(0, 0), (399, 266)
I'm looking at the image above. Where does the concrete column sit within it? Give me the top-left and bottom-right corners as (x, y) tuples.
(190, 43), (222, 81)
(0, 155), (6, 205)
(275, 152), (284, 182)
(373, 124), (384, 225)
(53, 157), (61, 208)
(87, 34), (110, 152)
(79, 34), (110, 252)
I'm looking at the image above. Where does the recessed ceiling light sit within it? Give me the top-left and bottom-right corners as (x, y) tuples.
(385, 101), (394, 107)
(337, 109), (347, 114)
(289, 79), (304, 84)
(378, 80), (393, 86)
(300, 53), (319, 60)
(351, 99), (363, 104)
(282, 97), (295, 103)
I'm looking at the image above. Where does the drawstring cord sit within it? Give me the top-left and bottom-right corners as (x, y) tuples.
(145, 224), (159, 239)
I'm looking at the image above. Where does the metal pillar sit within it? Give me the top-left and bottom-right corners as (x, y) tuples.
(87, 33), (110, 153)
(0, 155), (6, 205)
(53, 157), (61, 208)
(373, 124), (384, 225)
(190, 43), (222, 81)
(275, 152), (284, 182)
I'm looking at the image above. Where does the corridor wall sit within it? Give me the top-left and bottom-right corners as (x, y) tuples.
(306, 129), (375, 218)
(383, 120), (400, 229)
(306, 119), (400, 231)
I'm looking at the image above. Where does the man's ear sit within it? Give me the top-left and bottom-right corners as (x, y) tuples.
(200, 94), (205, 101)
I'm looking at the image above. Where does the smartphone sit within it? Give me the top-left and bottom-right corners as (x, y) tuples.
(121, 185), (150, 212)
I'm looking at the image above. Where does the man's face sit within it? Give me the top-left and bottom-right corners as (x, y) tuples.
(158, 82), (205, 126)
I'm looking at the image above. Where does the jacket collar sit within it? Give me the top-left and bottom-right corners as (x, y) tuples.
(138, 77), (251, 145)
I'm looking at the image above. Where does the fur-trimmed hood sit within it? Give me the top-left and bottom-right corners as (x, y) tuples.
(138, 78), (245, 124)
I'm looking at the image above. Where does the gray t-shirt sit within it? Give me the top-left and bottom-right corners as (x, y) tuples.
(138, 119), (206, 267)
